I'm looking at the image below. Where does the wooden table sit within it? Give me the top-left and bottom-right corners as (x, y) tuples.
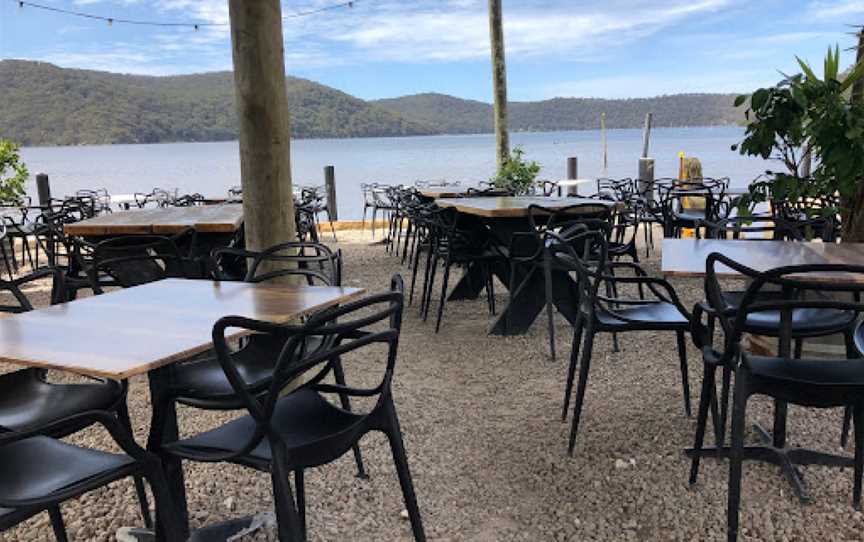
(0, 279), (365, 539)
(661, 238), (862, 503)
(64, 204), (244, 236)
(418, 188), (466, 199)
(662, 238), (864, 281)
(436, 196), (616, 335)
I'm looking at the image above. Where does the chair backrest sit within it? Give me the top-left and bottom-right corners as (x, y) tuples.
(527, 203), (612, 236)
(245, 241), (341, 286)
(0, 268), (66, 313)
(701, 254), (864, 366)
(91, 228), (198, 290)
(596, 178), (634, 201)
(204, 275), (405, 460)
(696, 216), (803, 241)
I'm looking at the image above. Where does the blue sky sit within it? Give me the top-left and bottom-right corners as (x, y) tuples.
(1, 0), (862, 102)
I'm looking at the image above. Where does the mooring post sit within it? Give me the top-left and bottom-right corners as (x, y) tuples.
(638, 157), (655, 200)
(564, 156), (578, 196)
(36, 173), (51, 208)
(323, 165), (337, 221)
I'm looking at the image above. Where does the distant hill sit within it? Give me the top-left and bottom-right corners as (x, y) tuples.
(373, 92), (744, 133)
(0, 60), (745, 147)
(0, 60), (432, 146)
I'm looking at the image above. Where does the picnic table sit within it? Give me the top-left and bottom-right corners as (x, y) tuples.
(435, 196), (616, 335)
(0, 279), (365, 539)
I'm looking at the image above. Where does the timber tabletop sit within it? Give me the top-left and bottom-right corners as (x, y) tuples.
(0, 279), (365, 380)
(435, 196), (616, 218)
(64, 204), (244, 236)
(662, 238), (864, 281)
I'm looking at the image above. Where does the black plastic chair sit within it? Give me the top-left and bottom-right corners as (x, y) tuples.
(508, 203), (611, 361)
(0, 268), (155, 536)
(161, 275), (426, 542)
(0, 411), (183, 541)
(550, 229), (693, 454)
(689, 257), (864, 542)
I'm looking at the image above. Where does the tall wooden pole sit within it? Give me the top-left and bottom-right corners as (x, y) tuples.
(229, 0), (296, 254)
(853, 27), (864, 105)
(488, 0), (509, 173)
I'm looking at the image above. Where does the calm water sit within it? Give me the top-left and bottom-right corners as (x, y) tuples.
(20, 126), (771, 220)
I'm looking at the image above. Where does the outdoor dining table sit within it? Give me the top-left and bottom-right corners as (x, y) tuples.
(0, 278), (365, 540)
(418, 188), (467, 199)
(662, 237), (864, 503)
(435, 196), (617, 335)
(64, 203), (244, 237)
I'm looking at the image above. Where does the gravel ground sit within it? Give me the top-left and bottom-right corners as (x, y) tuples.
(1, 230), (861, 541)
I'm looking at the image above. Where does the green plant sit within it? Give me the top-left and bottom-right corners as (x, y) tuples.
(733, 46), (864, 239)
(490, 146), (541, 195)
(0, 139), (28, 205)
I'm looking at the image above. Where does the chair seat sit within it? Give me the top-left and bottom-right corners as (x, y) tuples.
(0, 369), (122, 433)
(166, 389), (364, 468)
(170, 334), (323, 408)
(747, 356), (864, 407)
(0, 436), (134, 505)
(596, 302), (688, 329)
(719, 291), (855, 336)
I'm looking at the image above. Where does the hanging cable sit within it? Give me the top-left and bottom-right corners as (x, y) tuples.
(12, 0), (359, 28)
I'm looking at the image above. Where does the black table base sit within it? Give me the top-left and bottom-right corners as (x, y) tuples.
(685, 422), (853, 504)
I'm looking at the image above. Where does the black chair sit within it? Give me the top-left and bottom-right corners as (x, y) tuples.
(0, 411), (183, 541)
(550, 229), (693, 454)
(161, 275), (426, 542)
(657, 181), (726, 238)
(0, 268), (155, 536)
(689, 257), (864, 542)
(421, 206), (501, 333)
(508, 203), (611, 361)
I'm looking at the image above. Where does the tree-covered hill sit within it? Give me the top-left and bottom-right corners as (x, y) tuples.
(0, 60), (745, 147)
(0, 60), (433, 145)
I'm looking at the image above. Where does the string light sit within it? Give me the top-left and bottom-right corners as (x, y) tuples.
(12, 0), (361, 29)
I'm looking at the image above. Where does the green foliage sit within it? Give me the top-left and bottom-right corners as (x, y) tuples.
(733, 45), (864, 217)
(490, 147), (541, 195)
(0, 139), (28, 204)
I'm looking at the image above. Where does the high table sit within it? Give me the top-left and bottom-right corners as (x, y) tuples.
(435, 196), (616, 335)
(0, 279), (365, 540)
(662, 238), (864, 502)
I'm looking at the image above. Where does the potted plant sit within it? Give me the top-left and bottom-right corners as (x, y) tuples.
(733, 46), (864, 241)
(0, 139), (28, 205)
(490, 146), (541, 196)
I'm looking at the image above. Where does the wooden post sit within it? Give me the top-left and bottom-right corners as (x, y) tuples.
(488, 0), (509, 173)
(35, 173), (51, 207)
(638, 157), (655, 199)
(563, 157), (578, 196)
(228, 0), (296, 256)
(324, 165), (337, 221)
(853, 27), (863, 105)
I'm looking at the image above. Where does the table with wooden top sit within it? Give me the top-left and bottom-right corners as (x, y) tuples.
(662, 238), (864, 281)
(0, 278), (365, 539)
(662, 237), (862, 503)
(435, 196), (617, 335)
(418, 188), (467, 199)
(64, 204), (244, 237)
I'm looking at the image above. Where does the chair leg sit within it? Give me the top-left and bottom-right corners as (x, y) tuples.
(295, 469), (307, 541)
(543, 256), (556, 361)
(419, 246), (434, 316)
(676, 330), (692, 417)
(384, 402), (427, 542)
(371, 208), (378, 239)
(689, 364), (716, 485)
(727, 367), (750, 542)
(718, 365), (732, 446)
(423, 252), (438, 322)
(48, 506), (68, 542)
(116, 400), (154, 529)
(561, 314), (584, 421)
(568, 324), (595, 455)
(332, 359), (368, 479)
(270, 452), (304, 542)
(853, 402), (864, 509)
(486, 262), (496, 315)
(362, 205), (368, 231)
(435, 258), (452, 333)
(409, 246), (424, 306)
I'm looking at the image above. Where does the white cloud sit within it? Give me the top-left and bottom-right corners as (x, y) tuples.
(542, 70), (775, 99)
(807, 0), (864, 20)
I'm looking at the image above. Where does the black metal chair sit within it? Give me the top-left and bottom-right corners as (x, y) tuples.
(657, 181), (726, 238)
(550, 229), (693, 454)
(161, 275), (426, 542)
(0, 267), (155, 536)
(0, 411), (183, 541)
(508, 203), (611, 361)
(689, 257), (864, 542)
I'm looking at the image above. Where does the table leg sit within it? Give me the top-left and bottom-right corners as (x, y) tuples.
(447, 261), (486, 301)
(490, 266), (579, 335)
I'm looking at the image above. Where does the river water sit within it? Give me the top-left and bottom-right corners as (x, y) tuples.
(20, 126), (772, 219)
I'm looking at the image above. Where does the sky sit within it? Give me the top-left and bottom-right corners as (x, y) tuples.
(0, 0), (862, 102)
